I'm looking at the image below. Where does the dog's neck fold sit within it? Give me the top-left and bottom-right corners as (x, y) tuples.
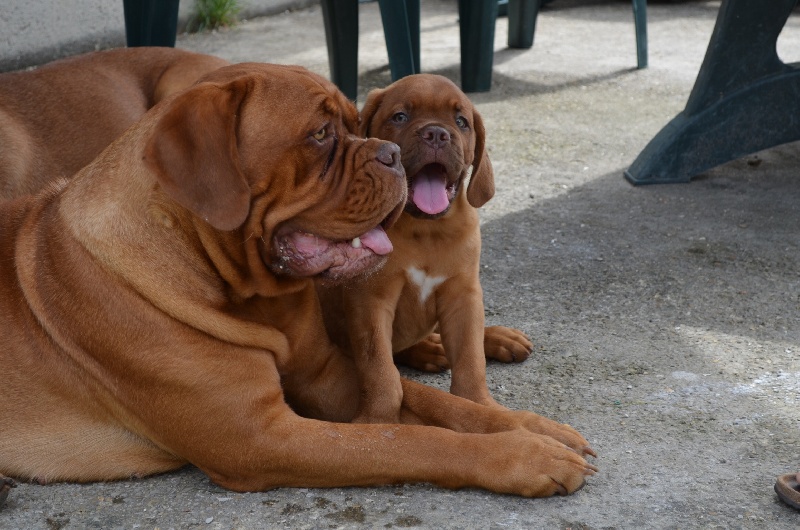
(54, 131), (306, 352)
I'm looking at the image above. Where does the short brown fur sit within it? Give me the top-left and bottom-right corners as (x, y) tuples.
(320, 74), (535, 423)
(0, 47), (229, 199)
(0, 64), (595, 497)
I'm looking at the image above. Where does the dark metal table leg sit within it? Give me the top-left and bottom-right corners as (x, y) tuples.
(625, 0), (800, 184)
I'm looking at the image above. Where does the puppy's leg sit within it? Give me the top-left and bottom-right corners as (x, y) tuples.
(341, 284), (407, 424)
(435, 281), (498, 407)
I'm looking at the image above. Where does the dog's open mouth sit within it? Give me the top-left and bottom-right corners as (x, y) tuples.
(268, 224), (393, 282)
(406, 163), (459, 218)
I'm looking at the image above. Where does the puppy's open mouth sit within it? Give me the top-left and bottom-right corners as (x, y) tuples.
(406, 163), (459, 219)
(268, 224), (393, 283)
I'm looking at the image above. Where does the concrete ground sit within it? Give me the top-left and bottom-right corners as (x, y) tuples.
(2, 0), (799, 528)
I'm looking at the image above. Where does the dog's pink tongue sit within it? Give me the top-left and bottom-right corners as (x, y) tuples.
(411, 169), (449, 215)
(359, 226), (393, 255)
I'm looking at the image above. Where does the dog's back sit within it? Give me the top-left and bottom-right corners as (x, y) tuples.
(0, 47), (228, 199)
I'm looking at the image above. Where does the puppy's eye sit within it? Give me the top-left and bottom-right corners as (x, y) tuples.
(313, 127), (327, 141)
(392, 112), (408, 124)
(456, 116), (469, 129)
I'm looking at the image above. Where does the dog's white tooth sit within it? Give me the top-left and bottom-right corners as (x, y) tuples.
(351, 237), (362, 248)
(467, 165), (474, 178)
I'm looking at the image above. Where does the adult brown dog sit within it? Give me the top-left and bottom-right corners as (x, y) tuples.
(320, 74), (533, 422)
(0, 63), (595, 497)
(0, 47), (229, 199)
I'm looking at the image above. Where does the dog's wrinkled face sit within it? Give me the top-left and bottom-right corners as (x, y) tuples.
(360, 74), (494, 219)
(144, 63), (407, 285)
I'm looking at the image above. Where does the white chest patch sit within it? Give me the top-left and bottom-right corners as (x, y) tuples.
(406, 266), (447, 304)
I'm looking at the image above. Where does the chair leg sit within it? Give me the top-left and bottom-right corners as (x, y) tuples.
(407, 0), (421, 75)
(123, 0), (179, 47)
(507, 0), (541, 49)
(321, 0), (360, 100)
(378, 0), (420, 81)
(458, 0), (499, 93)
(632, 0), (648, 69)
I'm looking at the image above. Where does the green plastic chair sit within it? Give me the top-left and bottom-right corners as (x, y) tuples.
(506, 0), (647, 67)
(122, 0), (179, 47)
(321, 0), (647, 96)
(321, 0), (420, 101)
(463, 0), (648, 92)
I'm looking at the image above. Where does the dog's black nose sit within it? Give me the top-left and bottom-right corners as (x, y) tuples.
(421, 125), (451, 148)
(376, 142), (402, 169)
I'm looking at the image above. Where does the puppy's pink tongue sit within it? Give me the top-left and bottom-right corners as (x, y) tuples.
(358, 226), (393, 255)
(411, 170), (449, 215)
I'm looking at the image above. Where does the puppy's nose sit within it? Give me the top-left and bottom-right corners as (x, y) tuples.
(376, 142), (402, 170)
(421, 125), (451, 148)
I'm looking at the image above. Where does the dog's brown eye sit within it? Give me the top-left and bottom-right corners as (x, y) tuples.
(456, 116), (468, 129)
(392, 112), (408, 123)
(313, 127), (327, 141)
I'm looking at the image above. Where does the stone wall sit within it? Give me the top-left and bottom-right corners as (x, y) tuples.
(0, 0), (315, 72)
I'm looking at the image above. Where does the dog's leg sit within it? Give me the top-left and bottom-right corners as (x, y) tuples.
(340, 284), (407, 424)
(400, 379), (596, 456)
(172, 352), (594, 497)
(203, 400), (594, 497)
(281, 338), (594, 457)
(434, 282), (499, 406)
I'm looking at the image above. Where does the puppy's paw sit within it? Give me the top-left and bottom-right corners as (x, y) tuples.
(394, 334), (450, 372)
(484, 326), (532, 363)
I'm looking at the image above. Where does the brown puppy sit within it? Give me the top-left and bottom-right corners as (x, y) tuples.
(319, 74), (533, 422)
(0, 63), (596, 497)
(0, 47), (229, 199)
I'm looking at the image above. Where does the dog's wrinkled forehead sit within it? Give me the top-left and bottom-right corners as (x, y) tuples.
(200, 63), (359, 132)
(386, 74), (472, 119)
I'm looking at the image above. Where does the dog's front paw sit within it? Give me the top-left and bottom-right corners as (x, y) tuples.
(394, 334), (449, 372)
(484, 326), (532, 363)
(483, 430), (597, 497)
(509, 410), (596, 458)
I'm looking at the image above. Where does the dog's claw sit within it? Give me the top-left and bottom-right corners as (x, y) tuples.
(551, 478), (569, 496)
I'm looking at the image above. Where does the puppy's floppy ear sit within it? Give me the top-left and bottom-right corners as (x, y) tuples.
(466, 107), (495, 208)
(359, 87), (386, 137)
(144, 79), (251, 231)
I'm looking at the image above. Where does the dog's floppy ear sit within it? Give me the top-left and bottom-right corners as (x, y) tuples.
(466, 107), (495, 208)
(359, 87), (386, 137)
(144, 79), (251, 231)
